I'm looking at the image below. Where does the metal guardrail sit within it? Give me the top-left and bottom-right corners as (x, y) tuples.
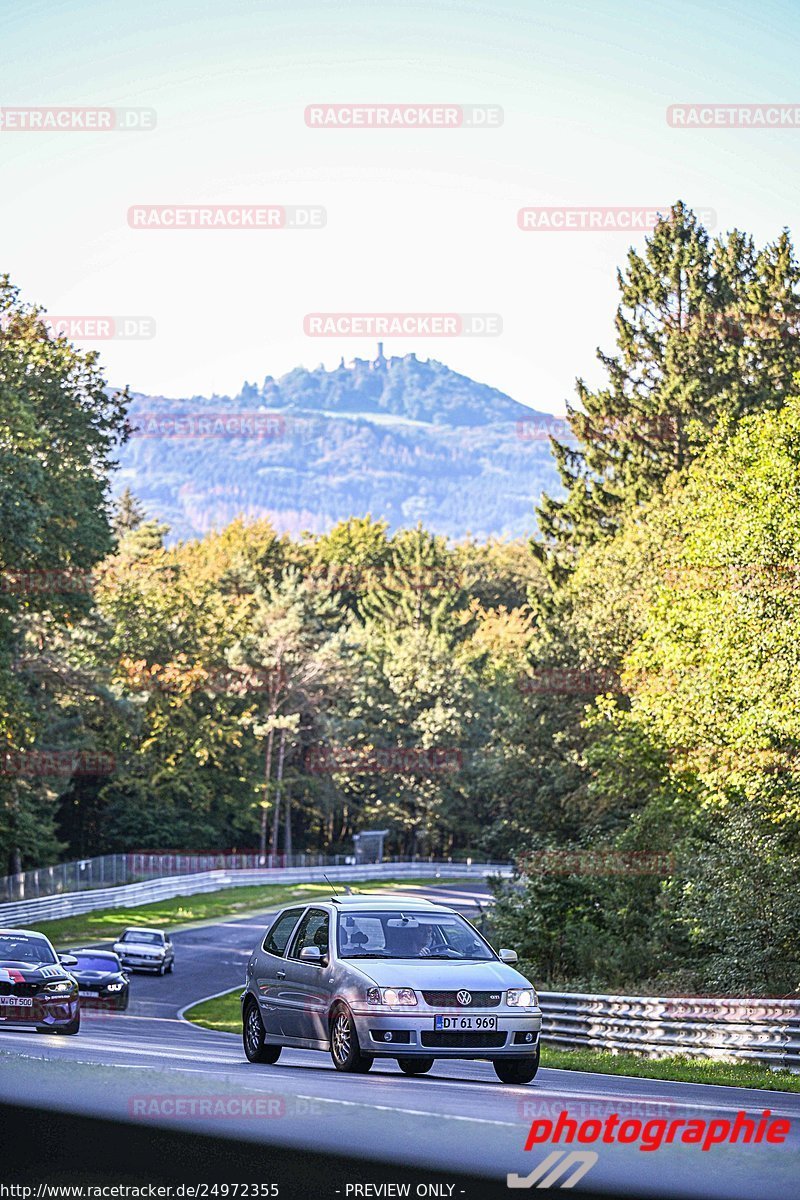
(0, 851), (372, 901)
(0, 861), (511, 926)
(539, 991), (800, 1070)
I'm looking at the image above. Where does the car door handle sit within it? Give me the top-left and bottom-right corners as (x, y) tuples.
(276, 970), (286, 978)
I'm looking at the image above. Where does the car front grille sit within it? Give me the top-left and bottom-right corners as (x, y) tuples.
(421, 1031), (507, 1048)
(422, 990), (502, 1008)
(0, 982), (39, 998)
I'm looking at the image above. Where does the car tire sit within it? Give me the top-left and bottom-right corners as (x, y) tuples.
(329, 1004), (373, 1073)
(167, 961), (174, 974)
(243, 999), (282, 1064)
(157, 964), (166, 976)
(397, 1057), (434, 1076)
(493, 1048), (540, 1084)
(55, 1012), (81, 1036)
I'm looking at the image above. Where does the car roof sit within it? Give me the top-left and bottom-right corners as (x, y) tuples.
(70, 948), (119, 958)
(121, 927), (164, 934)
(0, 928), (51, 940)
(326, 894), (452, 911)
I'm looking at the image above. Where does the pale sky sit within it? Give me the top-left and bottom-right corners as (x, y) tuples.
(1, 0), (797, 414)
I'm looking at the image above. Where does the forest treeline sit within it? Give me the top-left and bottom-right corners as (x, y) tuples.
(2, 202), (800, 994)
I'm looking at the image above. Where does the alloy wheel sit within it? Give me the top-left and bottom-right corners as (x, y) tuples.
(332, 1012), (351, 1064)
(246, 1005), (261, 1056)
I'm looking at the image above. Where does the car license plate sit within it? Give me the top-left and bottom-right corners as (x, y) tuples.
(434, 1014), (497, 1031)
(78, 990), (97, 997)
(0, 995), (33, 1007)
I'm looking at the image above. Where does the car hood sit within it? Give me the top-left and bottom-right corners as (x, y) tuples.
(0, 962), (71, 983)
(74, 971), (121, 983)
(115, 942), (164, 954)
(348, 958), (534, 991)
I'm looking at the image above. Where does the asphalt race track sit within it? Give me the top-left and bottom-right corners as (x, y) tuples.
(1, 884), (798, 1199)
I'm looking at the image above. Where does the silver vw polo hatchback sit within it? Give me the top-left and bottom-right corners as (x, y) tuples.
(241, 894), (542, 1083)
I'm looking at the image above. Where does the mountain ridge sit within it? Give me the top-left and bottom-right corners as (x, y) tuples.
(116, 350), (565, 543)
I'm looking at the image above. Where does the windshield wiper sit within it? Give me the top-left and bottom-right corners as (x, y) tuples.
(343, 952), (395, 958)
(421, 954), (469, 959)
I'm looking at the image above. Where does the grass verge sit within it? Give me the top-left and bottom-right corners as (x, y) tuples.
(183, 990), (800, 1092)
(184, 987), (242, 1033)
(22, 877), (468, 948)
(540, 1045), (800, 1093)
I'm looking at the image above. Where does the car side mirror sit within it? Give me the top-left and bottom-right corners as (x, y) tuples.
(299, 946), (325, 964)
(59, 954), (78, 967)
(499, 948), (518, 964)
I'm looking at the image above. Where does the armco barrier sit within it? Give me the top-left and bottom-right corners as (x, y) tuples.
(538, 991), (800, 1070)
(0, 860), (511, 926)
(0, 851), (357, 901)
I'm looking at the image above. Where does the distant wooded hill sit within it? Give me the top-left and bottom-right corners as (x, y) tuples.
(115, 350), (567, 541)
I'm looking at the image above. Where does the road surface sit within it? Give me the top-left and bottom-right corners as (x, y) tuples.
(1, 883), (797, 1199)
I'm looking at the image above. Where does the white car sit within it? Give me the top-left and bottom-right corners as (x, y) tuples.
(113, 928), (174, 975)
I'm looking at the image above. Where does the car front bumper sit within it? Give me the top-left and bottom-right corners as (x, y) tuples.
(77, 987), (129, 1010)
(118, 954), (165, 970)
(351, 1006), (542, 1057)
(0, 996), (79, 1029)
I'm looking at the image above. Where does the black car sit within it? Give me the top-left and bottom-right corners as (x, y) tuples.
(67, 949), (130, 1012)
(0, 929), (80, 1034)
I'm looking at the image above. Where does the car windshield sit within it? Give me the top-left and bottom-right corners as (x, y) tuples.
(0, 933), (57, 965)
(337, 911), (494, 960)
(73, 954), (120, 972)
(121, 931), (162, 945)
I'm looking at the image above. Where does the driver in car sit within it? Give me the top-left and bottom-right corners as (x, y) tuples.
(394, 922), (435, 957)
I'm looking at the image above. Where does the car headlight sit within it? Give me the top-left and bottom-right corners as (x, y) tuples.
(43, 981), (75, 995)
(106, 982), (124, 992)
(507, 988), (537, 1007)
(366, 987), (417, 1006)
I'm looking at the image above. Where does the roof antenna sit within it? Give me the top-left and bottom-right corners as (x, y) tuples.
(324, 874), (340, 897)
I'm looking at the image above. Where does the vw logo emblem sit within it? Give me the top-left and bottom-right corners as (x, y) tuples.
(456, 990), (472, 1006)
